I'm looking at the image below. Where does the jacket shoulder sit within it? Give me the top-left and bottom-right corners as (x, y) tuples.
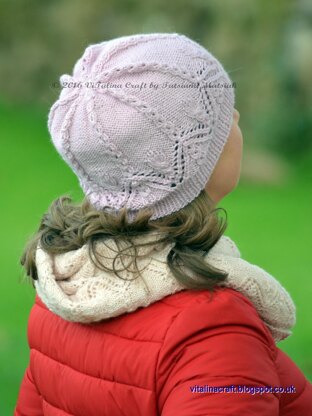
(155, 288), (280, 414)
(159, 287), (276, 348)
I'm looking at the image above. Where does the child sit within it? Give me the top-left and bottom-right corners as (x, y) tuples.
(14, 33), (312, 415)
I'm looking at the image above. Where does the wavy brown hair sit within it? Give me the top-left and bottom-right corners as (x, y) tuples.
(21, 189), (229, 290)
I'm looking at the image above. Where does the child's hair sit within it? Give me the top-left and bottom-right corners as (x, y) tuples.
(21, 189), (229, 290)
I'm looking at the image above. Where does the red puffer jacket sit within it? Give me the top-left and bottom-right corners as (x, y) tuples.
(14, 287), (312, 415)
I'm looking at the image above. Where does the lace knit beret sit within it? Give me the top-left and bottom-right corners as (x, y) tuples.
(48, 33), (235, 221)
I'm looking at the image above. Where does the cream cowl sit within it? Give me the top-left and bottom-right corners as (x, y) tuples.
(35, 232), (296, 343)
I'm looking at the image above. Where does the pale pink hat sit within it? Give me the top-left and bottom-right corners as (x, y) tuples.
(48, 33), (235, 221)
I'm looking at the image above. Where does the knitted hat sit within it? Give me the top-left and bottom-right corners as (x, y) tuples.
(48, 33), (235, 222)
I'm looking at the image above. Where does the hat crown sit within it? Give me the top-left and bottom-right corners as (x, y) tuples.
(48, 33), (235, 221)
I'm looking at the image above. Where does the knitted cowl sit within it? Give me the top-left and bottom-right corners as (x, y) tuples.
(34, 232), (296, 343)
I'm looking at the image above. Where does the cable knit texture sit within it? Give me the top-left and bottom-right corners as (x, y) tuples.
(35, 232), (295, 343)
(47, 33), (235, 221)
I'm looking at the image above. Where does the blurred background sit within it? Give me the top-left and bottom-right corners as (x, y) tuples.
(1, 0), (311, 413)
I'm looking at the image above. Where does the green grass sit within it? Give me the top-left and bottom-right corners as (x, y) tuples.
(1, 102), (311, 415)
